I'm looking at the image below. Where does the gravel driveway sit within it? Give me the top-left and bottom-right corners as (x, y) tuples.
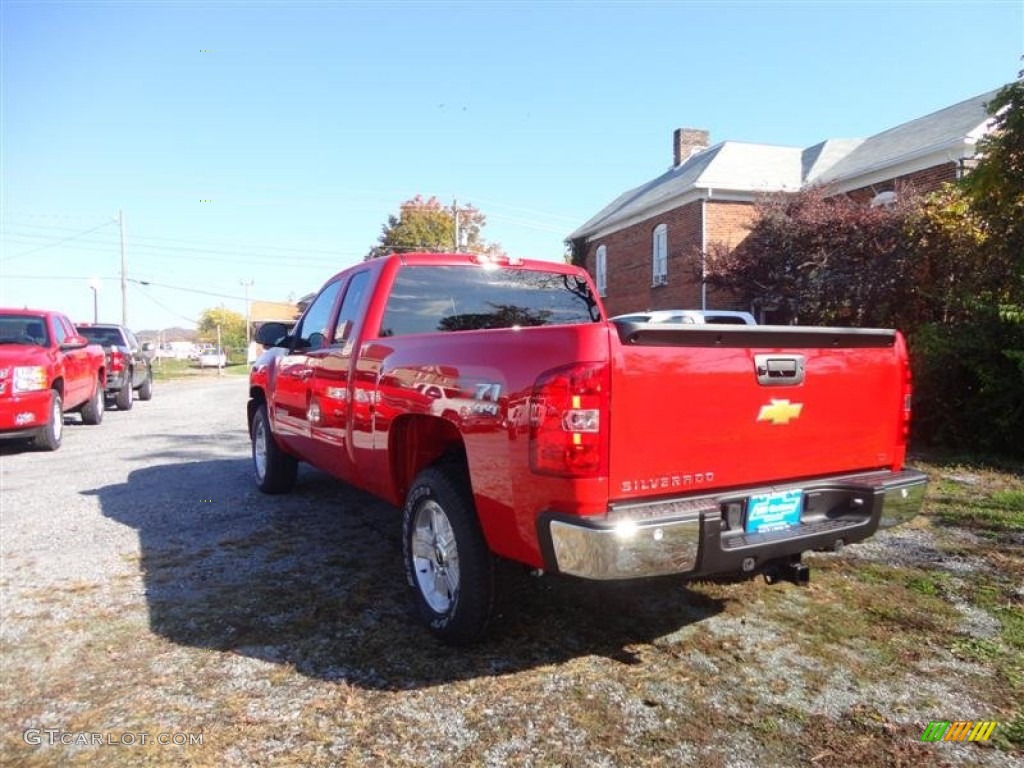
(1, 376), (1020, 767)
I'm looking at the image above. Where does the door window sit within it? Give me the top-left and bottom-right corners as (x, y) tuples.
(52, 317), (68, 345)
(294, 280), (342, 350)
(332, 271), (371, 346)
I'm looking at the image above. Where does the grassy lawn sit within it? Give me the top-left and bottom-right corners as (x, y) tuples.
(3, 455), (1021, 766)
(151, 358), (250, 380)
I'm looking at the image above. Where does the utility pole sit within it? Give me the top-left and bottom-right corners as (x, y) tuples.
(89, 278), (101, 323)
(118, 210), (127, 326)
(452, 198), (460, 252)
(240, 278), (254, 344)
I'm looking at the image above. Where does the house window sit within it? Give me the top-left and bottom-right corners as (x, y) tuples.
(595, 245), (607, 297)
(652, 224), (668, 285)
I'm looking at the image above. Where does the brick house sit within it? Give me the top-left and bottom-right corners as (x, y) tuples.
(567, 88), (1000, 319)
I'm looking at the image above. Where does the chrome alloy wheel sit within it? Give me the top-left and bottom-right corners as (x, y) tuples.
(410, 499), (461, 614)
(252, 414), (268, 482)
(49, 395), (63, 443)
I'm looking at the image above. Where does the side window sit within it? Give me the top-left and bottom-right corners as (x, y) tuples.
(332, 271), (371, 346)
(294, 280), (342, 350)
(125, 329), (140, 349)
(52, 317), (68, 344)
(595, 245), (607, 297)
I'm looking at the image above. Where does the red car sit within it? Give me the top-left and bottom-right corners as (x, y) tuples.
(0, 309), (106, 450)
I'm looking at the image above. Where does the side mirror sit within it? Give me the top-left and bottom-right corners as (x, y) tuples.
(61, 334), (89, 351)
(141, 342), (156, 359)
(255, 322), (290, 348)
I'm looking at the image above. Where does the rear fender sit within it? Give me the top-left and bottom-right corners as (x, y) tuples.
(388, 414), (467, 504)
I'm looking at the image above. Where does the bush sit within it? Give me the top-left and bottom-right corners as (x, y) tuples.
(910, 318), (1024, 457)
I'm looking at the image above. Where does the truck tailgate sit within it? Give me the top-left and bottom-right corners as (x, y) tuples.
(608, 324), (905, 501)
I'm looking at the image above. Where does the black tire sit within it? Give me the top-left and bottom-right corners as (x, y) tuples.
(138, 370), (153, 401)
(251, 404), (297, 494)
(402, 466), (493, 645)
(115, 376), (133, 411)
(80, 379), (104, 425)
(34, 390), (63, 451)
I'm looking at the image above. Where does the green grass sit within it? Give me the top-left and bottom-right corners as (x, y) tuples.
(152, 358), (249, 380)
(922, 462), (1024, 533)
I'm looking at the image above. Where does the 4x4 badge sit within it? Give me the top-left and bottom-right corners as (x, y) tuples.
(757, 399), (803, 425)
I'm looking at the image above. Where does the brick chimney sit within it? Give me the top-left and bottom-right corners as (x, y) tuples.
(674, 128), (710, 166)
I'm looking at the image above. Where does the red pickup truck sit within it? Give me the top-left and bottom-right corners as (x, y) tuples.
(0, 309), (106, 450)
(248, 253), (927, 643)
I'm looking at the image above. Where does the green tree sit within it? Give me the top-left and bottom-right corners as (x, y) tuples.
(963, 68), (1024, 288)
(368, 195), (502, 259)
(901, 183), (999, 326)
(198, 307), (246, 350)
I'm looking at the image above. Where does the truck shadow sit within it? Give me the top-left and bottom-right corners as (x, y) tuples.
(92, 457), (723, 690)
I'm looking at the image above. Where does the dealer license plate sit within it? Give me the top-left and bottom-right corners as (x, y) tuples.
(746, 489), (803, 533)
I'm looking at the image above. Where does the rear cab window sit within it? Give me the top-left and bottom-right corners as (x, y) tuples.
(378, 265), (600, 338)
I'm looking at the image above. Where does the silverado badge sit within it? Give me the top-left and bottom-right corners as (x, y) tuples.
(757, 399), (803, 426)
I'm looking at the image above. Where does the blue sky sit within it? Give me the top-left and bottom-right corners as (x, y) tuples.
(2, 0), (1021, 332)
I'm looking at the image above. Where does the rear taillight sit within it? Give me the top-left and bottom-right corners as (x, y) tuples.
(529, 362), (609, 478)
(899, 352), (912, 445)
(109, 350), (125, 373)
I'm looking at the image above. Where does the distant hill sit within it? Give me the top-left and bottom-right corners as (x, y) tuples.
(136, 326), (197, 343)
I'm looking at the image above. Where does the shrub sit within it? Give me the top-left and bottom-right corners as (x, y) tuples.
(910, 318), (1024, 457)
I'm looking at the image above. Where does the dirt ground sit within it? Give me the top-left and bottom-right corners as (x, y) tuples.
(1, 377), (1021, 766)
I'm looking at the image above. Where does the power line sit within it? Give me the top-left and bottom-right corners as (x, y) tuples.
(0, 229), (354, 262)
(129, 283), (198, 325)
(1, 220), (359, 258)
(3, 273), (114, 281)
(1, 221), (114, 262)
(0, 235), (348, 269)
(470, 197), (583, 224)
(127, 278), (249, 302)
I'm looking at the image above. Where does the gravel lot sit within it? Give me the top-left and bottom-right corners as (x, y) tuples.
(1, 375), (1021, 767)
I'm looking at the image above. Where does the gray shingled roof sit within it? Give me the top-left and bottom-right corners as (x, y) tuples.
(808, 89), (998, 184)
(570, 87), (1000, 241)
(568, 142), (801, 240)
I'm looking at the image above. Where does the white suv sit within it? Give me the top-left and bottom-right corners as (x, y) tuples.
(610, 309), (757, 325)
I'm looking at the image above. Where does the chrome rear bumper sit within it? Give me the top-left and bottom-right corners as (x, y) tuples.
(542, 468), (929, 581)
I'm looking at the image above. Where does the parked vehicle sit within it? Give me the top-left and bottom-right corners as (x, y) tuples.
(0, 309), (106, 450)
(197, 350), (227, 368)
(77, 323), (154, 410)
(611, 309), (757, 325)
(248, 252), (926, 643)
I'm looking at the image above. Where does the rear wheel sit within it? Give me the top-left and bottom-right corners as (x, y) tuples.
(403, 466), (493, 645)
(80, 379), (104, 425)
(34, 390), (63, 451)
(251, 404), (297, 494)
(138, 370), (153, 401)
(115, 376), (133, 410)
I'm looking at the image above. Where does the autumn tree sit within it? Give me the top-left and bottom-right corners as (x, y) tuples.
(901, 183), (997, 325)
(703, 186), (918, 327)
(962, 68), (1024, 291)
(913, 70), (1024, 455)
(368, 195), (503, 259)
(198, 306), (246, 350)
